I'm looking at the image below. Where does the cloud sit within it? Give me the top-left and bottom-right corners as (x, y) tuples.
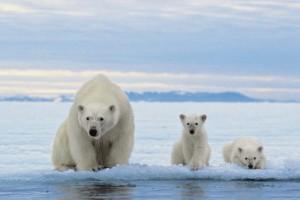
(1, 0), (299, 26)
(0, 1), (93, 17)
(0, 68), (299, 101)
(0, 3), (34, 14)
(1, 68), (300, 83)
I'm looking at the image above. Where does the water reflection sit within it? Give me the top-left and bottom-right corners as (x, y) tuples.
(56, 181), (135, 200)
(53, 180), (299, 200)
(55, 180), (206, 200)
(179, 181), (204, 199)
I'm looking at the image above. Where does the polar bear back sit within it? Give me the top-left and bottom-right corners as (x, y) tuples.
(225, 137), (262, 159)
(231, 137), (262, 150)
(222, 137), (266, 169)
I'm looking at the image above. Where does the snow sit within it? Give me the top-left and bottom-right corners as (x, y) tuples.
(1, 102), (300, 198)
(1, 162), (300, 185)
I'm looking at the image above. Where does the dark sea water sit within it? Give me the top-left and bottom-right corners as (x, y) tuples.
(2, 179), (300, 200)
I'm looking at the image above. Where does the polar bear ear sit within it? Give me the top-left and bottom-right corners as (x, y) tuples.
(258, 146), (263, 152)
(238, 147), (243, 153)
(109, 105), (116, 112)
(179, 114), (185, 121)
(78, 105), (84, 112)
(201, 114), (207, 122)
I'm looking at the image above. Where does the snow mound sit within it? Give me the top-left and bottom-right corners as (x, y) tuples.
(1, 160), (300, 184)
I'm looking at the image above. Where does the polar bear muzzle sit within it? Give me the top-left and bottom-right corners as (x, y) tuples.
(89, 127), (98, 137)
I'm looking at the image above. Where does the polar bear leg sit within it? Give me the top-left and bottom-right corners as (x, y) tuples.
(189, 146), (208, 170)
(255, 158), (266, 169)
(171, 142), (184, 165)
(68, 130), (100, 171)
(52, 121), (75, 171)
(104, 134), (134, 168)
(205, 145), (211, 166)
(223, 142), (233, 163)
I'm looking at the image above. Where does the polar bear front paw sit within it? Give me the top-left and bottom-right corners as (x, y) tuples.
(76, 164), (104, 171)
(92, 165), (104, 172)
(189, 162), (204, 171)
(55, 165), (71, 171)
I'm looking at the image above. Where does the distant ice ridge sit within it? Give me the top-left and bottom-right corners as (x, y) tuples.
(1, 160), (300, 184)
(0, 91), (260, 103)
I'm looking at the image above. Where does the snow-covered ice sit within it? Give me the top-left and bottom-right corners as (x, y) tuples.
(0, 102), (300, 199)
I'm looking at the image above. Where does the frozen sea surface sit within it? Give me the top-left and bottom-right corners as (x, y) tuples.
(0, 102), (300, 199)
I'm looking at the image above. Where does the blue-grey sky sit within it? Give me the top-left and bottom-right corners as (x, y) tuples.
(0, 1), (300, 100)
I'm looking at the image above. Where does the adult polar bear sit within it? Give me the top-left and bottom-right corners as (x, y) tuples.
(52, 74), (134, 171)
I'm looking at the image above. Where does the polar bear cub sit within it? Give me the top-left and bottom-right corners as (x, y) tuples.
(223, 137), (266, 169)
(171, 114), (211, 170)
(52, 74), (134, 171)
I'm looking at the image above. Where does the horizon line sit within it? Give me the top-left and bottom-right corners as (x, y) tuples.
(0, 68), (299, 101)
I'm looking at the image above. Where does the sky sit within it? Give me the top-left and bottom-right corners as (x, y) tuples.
(0, 0), (299, 100)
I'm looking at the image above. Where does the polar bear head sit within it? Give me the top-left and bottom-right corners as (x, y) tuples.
(237, 146), (263, 169)
(77, 103), (119, 139)
(179, 114), (207, 135)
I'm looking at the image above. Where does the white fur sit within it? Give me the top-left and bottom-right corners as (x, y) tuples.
(171, 114), (211, 170)
(52, 74), (134, 171)
(223, 137), (266, 169)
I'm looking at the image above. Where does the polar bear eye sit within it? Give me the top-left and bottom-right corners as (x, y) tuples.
(187, 123), (190, 125)
(99, 117), (104, 121)
(253, 157), (256, 160)
(86, 117), (90, 121)
(195, 123), (198, 126)
(245, 157), (248, 160)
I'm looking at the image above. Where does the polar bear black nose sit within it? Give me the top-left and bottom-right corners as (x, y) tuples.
(248, 164), (253, 169)
(189, 130), (195, 134)
(89, 129), (98, 137)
